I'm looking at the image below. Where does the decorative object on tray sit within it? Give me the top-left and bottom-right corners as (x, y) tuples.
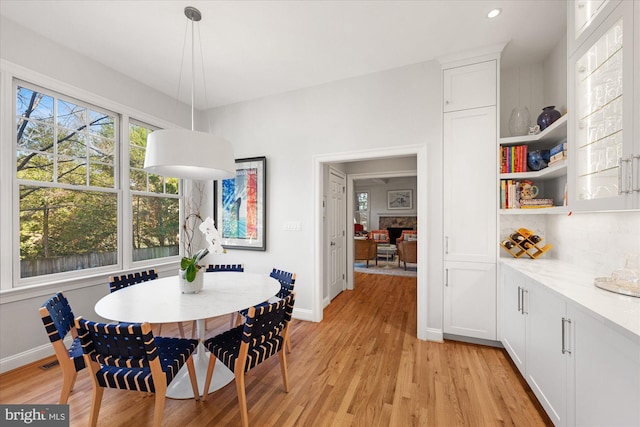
(594, 253), (640, 297)
(179, 216), (225, 293)
(536, 106), (561, 130)
(500, 227), (552, 259)
(508, 107), (531, 136)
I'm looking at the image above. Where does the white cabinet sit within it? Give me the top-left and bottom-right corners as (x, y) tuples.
(568, 0), (621, 55)
(444, 106), (497, 263)
(568, 303), (640, 427)
(501, 263), (640, 427)
(444, 261), (496, 340)
(568, 0), (639, 210)
(501, 265), (527, 374)
(442, 55), (499, 341)
(443, 60), (497, 112)
(526, 279), (568, 427)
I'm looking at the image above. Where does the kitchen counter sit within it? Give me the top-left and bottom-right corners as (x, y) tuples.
(501, 258), (640, 344)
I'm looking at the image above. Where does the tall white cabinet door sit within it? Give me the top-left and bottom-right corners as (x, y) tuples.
(526, 280), (568, 427)
(444, 261), (496, 340)
(501, 265), (527, 375)
(444, 106), (497, 263)
(568, 304), (640, 427)
(443, 60), (497, 112)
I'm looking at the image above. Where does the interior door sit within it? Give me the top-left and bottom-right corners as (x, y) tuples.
(328, 169), (346, 301)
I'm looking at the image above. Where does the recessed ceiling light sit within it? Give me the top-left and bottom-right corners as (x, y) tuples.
(487, 8), (501, 19)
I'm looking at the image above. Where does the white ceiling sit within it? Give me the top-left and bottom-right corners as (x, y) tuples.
(0, 0), (567, 110)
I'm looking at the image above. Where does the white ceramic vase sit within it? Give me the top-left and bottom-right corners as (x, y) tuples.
(178, 268), (204, 293)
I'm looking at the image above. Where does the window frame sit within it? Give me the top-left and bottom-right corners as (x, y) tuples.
(1, 65), (183, 293)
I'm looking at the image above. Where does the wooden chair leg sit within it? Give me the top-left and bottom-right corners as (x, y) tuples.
(185, 355), (199, 401)
(157, 324), (163, 336)
(202, 354), (217, 401)
(59, 365), (77, 404)
(177, 322), (186, 338)
(235, 370), (249, 427)
(235, 312), (243, 327)
(152, 392), (166, 427)
(285, 329), (292, 354)
(191, 320), (197, 339)
(278, 350), (290, 392)
(88, 386), (104, 427)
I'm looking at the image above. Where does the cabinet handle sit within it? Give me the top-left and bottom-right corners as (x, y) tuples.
(562, 317), (572, 355)
(445, 268), (449, 287)
(445, 100), (450, 105)
(445, 236), (449, 255)
(517, 286), (522, 313)
(618, 157), (623, 194)
(633, 155), (640, 192)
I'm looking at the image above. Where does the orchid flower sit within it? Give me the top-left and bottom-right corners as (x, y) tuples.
(181, 216), (225, 282)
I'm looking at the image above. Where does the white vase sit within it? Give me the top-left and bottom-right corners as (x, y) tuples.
(178, 268), (204, 293)
(509, 107), (531, 137)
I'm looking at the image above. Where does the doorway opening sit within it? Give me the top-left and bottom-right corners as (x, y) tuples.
(312, 144), (429, 340)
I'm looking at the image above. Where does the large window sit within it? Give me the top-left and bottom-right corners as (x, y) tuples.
(355, 191), (369, 231)
(15, 82), (180, 280)
(129, 122), (179, 262)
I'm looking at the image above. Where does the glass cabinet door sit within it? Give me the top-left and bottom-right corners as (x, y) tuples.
(574, 18), (623, 201)
(574, 0), (609, 41)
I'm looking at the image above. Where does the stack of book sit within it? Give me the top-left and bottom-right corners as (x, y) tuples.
(520, 198), (554, 208)
(500, 145), (528, 173)
(548, 141), (567, 166)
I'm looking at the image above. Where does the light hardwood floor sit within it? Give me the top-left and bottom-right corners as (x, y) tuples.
(0, 272), (552, 426)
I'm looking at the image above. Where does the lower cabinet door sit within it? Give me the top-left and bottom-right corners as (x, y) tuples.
(501, 265), (527, 375)
(569, 303), (640, 427)
(526, 280), (567, 427)
(444, 261), (496, 340)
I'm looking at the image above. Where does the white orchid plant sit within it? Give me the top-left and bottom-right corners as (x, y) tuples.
(180, 216), (225, 282)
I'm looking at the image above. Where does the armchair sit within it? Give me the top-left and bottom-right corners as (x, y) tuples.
(369, 229), (390, 244)
(354, 238), (377, 267)
(396, 230), (417, 244)
(397, 240), (417, 270)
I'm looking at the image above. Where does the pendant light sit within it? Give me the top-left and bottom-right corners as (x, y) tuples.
(144, 6), (235, 181)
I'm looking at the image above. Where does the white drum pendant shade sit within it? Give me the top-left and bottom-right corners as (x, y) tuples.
(144, 129), (235, 180)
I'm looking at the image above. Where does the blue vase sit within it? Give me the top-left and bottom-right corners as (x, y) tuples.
(537, 106), (561, 131)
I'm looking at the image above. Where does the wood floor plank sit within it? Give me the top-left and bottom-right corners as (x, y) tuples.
(0, 272), (552, 426)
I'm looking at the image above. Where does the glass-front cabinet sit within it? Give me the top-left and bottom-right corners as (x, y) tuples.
(568, 0), (638, 210)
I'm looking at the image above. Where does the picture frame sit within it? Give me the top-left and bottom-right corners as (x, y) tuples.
(387, 189), (412, 210)
(215, 156), (266, 251)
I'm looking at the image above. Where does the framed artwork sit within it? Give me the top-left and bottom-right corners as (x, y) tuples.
(387, 189), (412, 210)
(215, 156), (266, 251)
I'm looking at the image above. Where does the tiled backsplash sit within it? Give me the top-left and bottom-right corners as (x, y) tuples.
(501, 211), (640, 277)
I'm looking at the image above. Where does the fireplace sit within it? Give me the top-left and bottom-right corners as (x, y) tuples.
(387, 227), (413, 245)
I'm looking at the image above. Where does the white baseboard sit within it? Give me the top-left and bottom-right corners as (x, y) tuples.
(292, 307), (315, 322)
(426, 328), (444, 342)
(0, 343), (55, 374)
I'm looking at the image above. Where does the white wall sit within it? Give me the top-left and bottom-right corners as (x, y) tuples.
(205, 60), (443, 332)
(0, 17), (191, 371)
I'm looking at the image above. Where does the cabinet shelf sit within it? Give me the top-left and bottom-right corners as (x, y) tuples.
(500, 160), (567, 180)
(500, 206), (569, 215)
(500, 114), (567, 147)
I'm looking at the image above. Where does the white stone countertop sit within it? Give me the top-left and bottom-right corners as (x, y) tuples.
(501, 258), (640, 344)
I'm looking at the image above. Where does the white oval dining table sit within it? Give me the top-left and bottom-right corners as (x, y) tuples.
(94, 271), (280, 399)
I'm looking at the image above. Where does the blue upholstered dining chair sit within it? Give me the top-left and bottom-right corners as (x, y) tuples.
(236, 268), (296, 352)
(202, 292), (296, 427)
(108, 268), (186, 338)
(75, 318), (199, 427)
(39, 292), (86, 404)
